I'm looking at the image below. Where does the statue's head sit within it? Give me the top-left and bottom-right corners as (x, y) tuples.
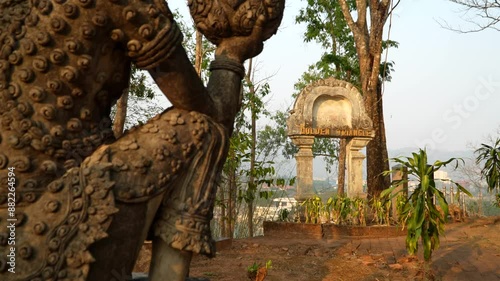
(188, 0), (285, 45)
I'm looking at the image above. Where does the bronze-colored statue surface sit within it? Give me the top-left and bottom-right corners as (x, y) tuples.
(0, 0), (284, 280)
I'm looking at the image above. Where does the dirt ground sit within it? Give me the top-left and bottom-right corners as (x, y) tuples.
(135, 216), (500, 281)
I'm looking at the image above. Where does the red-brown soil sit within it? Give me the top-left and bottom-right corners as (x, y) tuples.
(135, 216), (500, 281)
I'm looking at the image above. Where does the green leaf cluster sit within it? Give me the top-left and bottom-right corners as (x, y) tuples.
(129, 65), (155, 99)
(300, 195), (368, 225)
(475, 138), (500, 193)
(174, 10), (215, 84)
(370, 196), (391, 226)
(381, 149), (472, 261)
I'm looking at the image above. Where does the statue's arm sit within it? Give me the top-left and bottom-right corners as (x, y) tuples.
(147, 45), (217, 118)
(186, 0), (285, 130)
(106, 0), (285, 129)
(112, 0), (283, 131)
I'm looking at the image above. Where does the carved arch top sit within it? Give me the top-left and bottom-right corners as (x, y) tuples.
(287, 78), (374, 138)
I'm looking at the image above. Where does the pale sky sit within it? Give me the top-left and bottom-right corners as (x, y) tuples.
(167, 0), (500, 152)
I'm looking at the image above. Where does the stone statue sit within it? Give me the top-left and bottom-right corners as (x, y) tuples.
(0, 0), (284, 280)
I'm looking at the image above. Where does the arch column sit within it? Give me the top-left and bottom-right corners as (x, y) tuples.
(291, 136), (315, 202)
(346, 137), (371, 198)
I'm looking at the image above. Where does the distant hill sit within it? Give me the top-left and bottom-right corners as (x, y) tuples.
(309, 147), (476, 181)
(389, 147), (474, 163)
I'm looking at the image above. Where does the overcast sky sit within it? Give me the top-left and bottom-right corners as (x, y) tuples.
(167, 0), (500, 152)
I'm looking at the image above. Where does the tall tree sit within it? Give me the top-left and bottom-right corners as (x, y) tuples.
(337, 0), (399, 197)
(296, 1), (358, 195)
(246, 59), (258, 237)
(239, 59), (275, 237)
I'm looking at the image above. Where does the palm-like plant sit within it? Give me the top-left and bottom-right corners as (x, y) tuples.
(475, 138), (500, 194)
(382, 149), (471, 261)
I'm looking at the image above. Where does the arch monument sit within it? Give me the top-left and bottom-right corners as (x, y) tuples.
(287, 78), (374, 201)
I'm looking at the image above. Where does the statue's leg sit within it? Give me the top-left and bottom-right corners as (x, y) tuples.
(84, 108), (227, 281)
(145, 111), (228, 280)
(148, 112), (228, 281)
(148, 240), (192, 280)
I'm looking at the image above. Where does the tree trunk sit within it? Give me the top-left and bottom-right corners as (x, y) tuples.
(365, 83), (390, 198)
(220, 184), (227, 238)
(338, 0), (392, 198)
(112, 90), (129, 138)
(195, 30), (203, 77)
(246, 58), (256, 237)
(356, 48), (390, 198)
(337, 138), (347, 196)
(228, 165), (237, 238)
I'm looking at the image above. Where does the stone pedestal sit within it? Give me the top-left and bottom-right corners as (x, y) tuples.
(346, 137), (371, 198)
(291, 136), (315, 202)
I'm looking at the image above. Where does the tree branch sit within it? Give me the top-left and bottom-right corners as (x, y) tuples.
(338, 0), (359, 35)
(445, 0), (500, 32)
(357, 0), (368, 30)
(386, 0), (401, 19)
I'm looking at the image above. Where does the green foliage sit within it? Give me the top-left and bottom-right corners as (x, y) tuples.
(382, 149), (472, 261)
(231, 77), (275, 202)
(174, 10), (214, 84)
(277, 208), (290, 222)
(247, 262), (259, 274)
(331, 196), (352, 225)
(220, 57), (276, 237)
(265, 260), (273, 270)
(278, 0), (399, 178)
(395, 193), (407, 225)
(129, 65), (155, 99)
(242, 81), (271, 122)
(296, 0), (355, 49)
(295, 62), (350, 98)
(475, 138), (500, 193)
(371, 196), (391, 226)
(257, 109), (339, 172)
(295, 0), (357, 83)
(111, 64), (163, 130)
(257, 110), (297, 159)
(312, 138), (339, 173)
(247, 260), (272, 280)
(301, 196), (323, 224)
(300, 195), (372, 226)
(351, 197), (366, 226)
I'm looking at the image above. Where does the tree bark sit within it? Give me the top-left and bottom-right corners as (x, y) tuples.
(228, 165), (237, 238)
(195, 30), (203, 77)
(365, 84), (391, 198)
(112, 90), (129, 138)
(337, 138), (347, 196)
(245, 58), (256, 237)
(220, 184), (227, 238)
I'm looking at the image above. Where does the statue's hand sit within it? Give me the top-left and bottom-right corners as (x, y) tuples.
(189, 0), (285, 63)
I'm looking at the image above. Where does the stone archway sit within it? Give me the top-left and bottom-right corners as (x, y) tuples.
(287, 78), (374, 201)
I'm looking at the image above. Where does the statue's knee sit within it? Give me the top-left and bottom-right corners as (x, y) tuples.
(103, 109), (227, 203)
